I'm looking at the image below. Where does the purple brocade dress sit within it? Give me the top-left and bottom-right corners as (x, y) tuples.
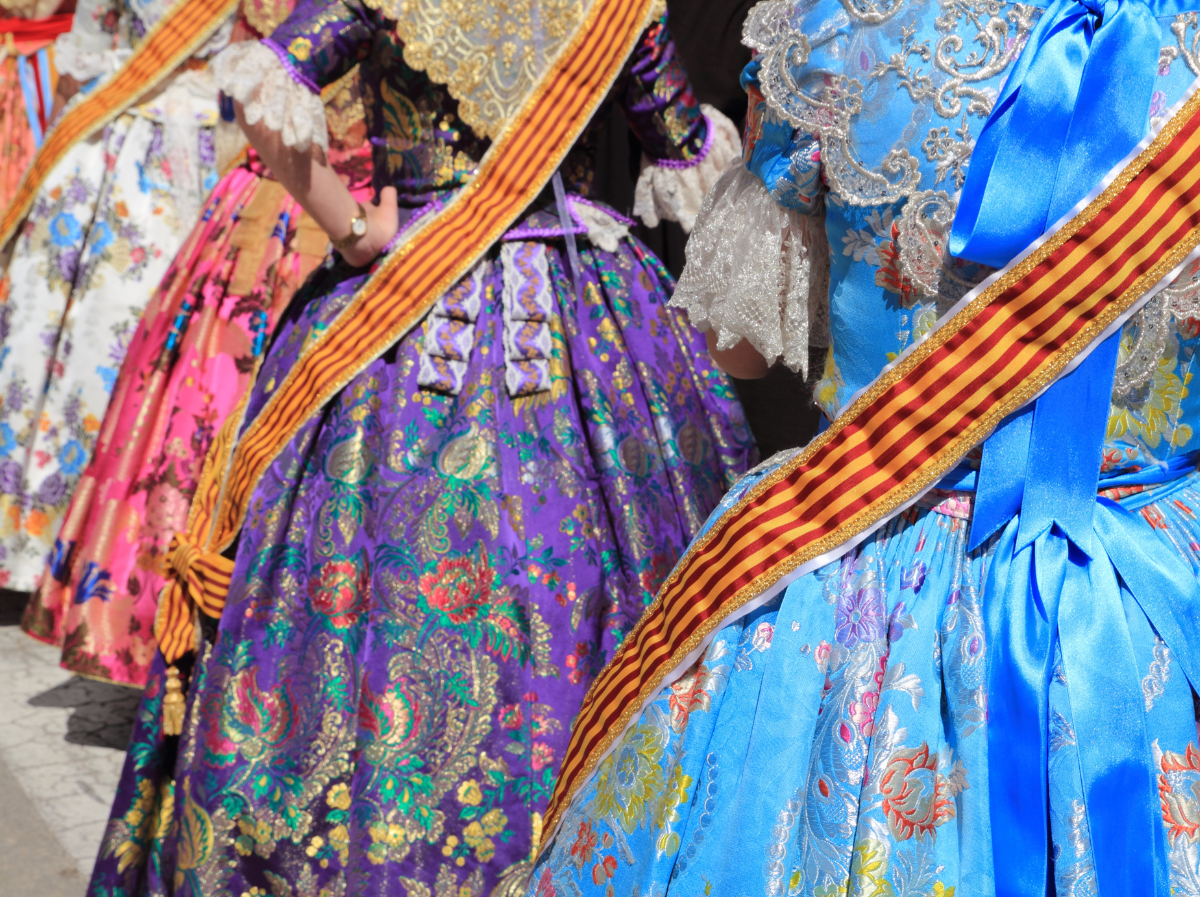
(86, 6), (755, 897)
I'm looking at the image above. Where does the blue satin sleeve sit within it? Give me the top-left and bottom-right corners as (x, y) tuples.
(740, 59), (824, 214)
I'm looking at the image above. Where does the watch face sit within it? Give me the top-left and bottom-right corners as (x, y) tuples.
(352, 217), (367, 237)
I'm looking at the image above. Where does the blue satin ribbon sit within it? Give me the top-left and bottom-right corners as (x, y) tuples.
(951, 0), (1178, 268)
(946, 0), (1200, 890)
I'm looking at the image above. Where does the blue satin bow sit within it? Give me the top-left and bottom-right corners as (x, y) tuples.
(950, 0), (1173, 267)
(948, 0), (1200, 892)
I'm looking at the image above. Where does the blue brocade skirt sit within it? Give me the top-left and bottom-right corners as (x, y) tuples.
(529, 460), (1200, 897)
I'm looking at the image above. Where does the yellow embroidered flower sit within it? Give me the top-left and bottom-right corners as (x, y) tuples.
(288, 37), (312, 61)
(327, 783), (351, 810)
(815, 348), (843, 418)
(591, 722), (666, 834)
(1108, 354), (1187, 448)
(441, 834), (459, 857)
(386, 823), (407, 848)
(474, 837), (495, 862)
(328, 824), (350, 863)
(479, 808), (507, 837)
(456, 779), (483, 806)
(787, 868), (804, 896)
(849, 839), (892, 897)
(652, 763), (693, 829)
(463, 821), (487, 849)
(368, 821), (389, 843)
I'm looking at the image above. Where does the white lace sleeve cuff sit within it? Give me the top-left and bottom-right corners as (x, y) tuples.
(212, 40), (328, 153)
(633, 103), (741, 233)
(671, 160), (830, 376)
(54, 30), (125, 82)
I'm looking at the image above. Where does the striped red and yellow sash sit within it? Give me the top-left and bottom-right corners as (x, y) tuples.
(539, 86), (1200, 846)
(153, 0), (659, 675)
(0, 0), (237, 249)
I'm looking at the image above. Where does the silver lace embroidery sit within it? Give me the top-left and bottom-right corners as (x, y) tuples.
(746, 0), (1198, 403)
(672, 162), (830, 375)
(896, 189), (993, 304)
(1162, 13), (1200, 76)
(1115, 259), (1200, 399)
(1141, 637), (1173, 712)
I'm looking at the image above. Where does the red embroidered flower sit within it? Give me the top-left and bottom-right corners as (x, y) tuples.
(419, 554), (495, 624)
(1159, 743), (1200, 842)
(878, 742), (955, 841)
(875, 221), (919, 309)
(309, 558), (368, 629)
(591, 855), (618, 885)
(638, 552), (673, 597)
(498, 703), (524, 731)
(570, 821), (598, 865)
(535, 867), (557, 897)
(667, 662), (712, 733)
(531, 741), (555, 771)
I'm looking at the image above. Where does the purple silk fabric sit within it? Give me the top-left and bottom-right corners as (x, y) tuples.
(88, 243), (752, 897)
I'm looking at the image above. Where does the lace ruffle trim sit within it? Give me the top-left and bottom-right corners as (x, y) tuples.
(633, 104), (741, 233)
(53, 31), (127, 82)
(672, 161), (830, 376)
(212, 40), (328, 152)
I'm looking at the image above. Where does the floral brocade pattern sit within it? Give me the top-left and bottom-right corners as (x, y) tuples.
(0, 111), (218, 592)
(532, 472), (1200, 896)
(88, 5), (751, 893)
(19, 147), (372, 685)
(90, 235), (752, 896)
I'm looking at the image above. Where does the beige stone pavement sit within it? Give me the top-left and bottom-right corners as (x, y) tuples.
(0, 591), (138, 897)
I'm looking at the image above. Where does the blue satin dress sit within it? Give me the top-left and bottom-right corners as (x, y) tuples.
(525, 0), (1200, 894)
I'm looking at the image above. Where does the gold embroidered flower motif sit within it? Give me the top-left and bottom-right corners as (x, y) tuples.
(592, 722), (666, 834)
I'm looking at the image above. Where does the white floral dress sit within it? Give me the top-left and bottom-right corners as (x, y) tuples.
(0, 0), (228, 590)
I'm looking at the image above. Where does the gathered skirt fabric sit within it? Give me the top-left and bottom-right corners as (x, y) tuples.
(527, 463), (1200, 897)
(0, 47), (44, 213)
(88, 228), (755, 896)
(20, 155), (345, 685)
(0, 109), (217, 591)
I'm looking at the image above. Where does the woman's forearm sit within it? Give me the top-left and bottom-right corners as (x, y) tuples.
(236, 105), (358, 239)
(235, 103), (398, 266)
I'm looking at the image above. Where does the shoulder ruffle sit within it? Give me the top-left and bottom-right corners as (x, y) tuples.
(53, 30), (128, 82)
(671, 161), (829, 375)
(212, 41), (328, 152)
(633, 104), (741, 233)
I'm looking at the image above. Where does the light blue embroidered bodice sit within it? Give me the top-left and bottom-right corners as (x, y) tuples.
(745, 0), (1200, 473)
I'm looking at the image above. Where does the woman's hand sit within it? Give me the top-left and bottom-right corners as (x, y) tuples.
(49, 73), (83, 125)
(338, 186), (400, 267)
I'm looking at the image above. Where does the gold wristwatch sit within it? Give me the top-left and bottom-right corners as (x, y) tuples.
(332, 202), (368, 251)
